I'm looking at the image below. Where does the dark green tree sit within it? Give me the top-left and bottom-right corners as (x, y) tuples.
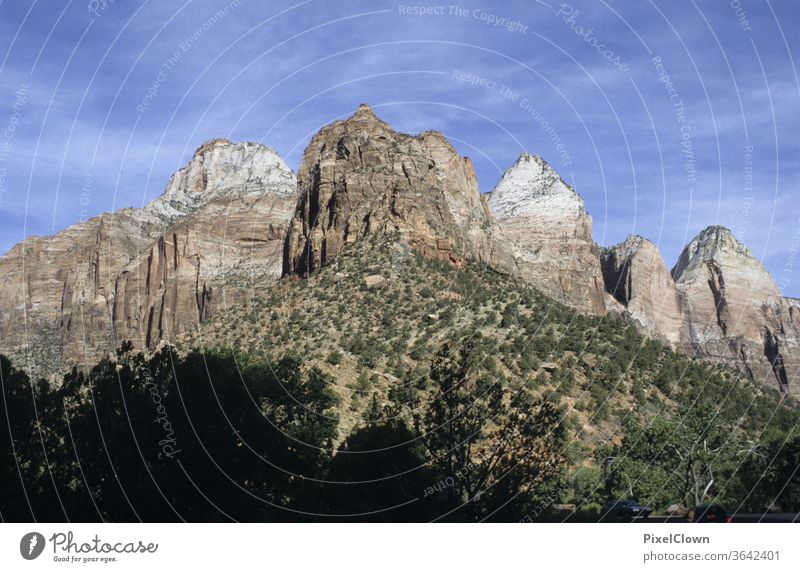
(414, 340), (566, 521)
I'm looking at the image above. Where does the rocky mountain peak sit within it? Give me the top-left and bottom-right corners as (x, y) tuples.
(615, 234), (651, 252)
(3, 109), (798, 396)
(284, 104), (508, 276)
(667, 225), (794, 391)
(150, 140), (295, 222)
(672, 226), (740, 273)
(328, 103), (393, 136)
(488, 153), (586, 221)
(193, 137), (234, 156)
(352, 102), (380, 120)
(671, 225), (780, 299)
(601, 234), (684, 345)
(603, 235), (667, 279)
(0, 137), (298, 378)
(488, 153), (605, 315)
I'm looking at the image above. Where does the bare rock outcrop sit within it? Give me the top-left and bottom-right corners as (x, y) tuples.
(112, 140), (295, 351)
(672, 225), (799, 393)
(488, 154), (606, 315)
(601, 235), (684, 346)
(0, 139), (296, 377)
(283, 104), (513, 276)
(0, 211), (164, 376)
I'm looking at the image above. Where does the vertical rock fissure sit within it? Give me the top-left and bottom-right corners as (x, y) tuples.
(706, 261), (729, 337)
(764, 328), (789, 392)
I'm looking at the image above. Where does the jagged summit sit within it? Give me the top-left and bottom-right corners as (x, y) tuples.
(352, 102), (379, 119)
(193, 138), (233, 156)
(488, 153), (586, 221)
(600, 235), (650, 262)
(0, 137), (297, 378)
(329, 102), (393, 133)
(619, 233), (646, 242)
(601, 234), (684, 346)
(487, 153), (605, 315)
(284, 103), (510, 276)
(671, 225), (778, 296)
(329, 104), (452, 147)
(673, 226), (742, 268)
(152, 140), (295, 222)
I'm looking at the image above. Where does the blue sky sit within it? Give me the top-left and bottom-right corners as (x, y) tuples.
(1, 0), (799, 294)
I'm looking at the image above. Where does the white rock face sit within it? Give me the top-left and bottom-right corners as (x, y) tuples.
(489, 154), (606, 314)
(489, 153), (588, 224)
(147, 139), (296, 222)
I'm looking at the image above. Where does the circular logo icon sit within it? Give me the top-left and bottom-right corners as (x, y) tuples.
(20, 532), (45, 560)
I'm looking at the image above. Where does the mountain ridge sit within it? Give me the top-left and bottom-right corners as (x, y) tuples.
(0, 139), (296, 378)
(0, 104), (797, 395)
